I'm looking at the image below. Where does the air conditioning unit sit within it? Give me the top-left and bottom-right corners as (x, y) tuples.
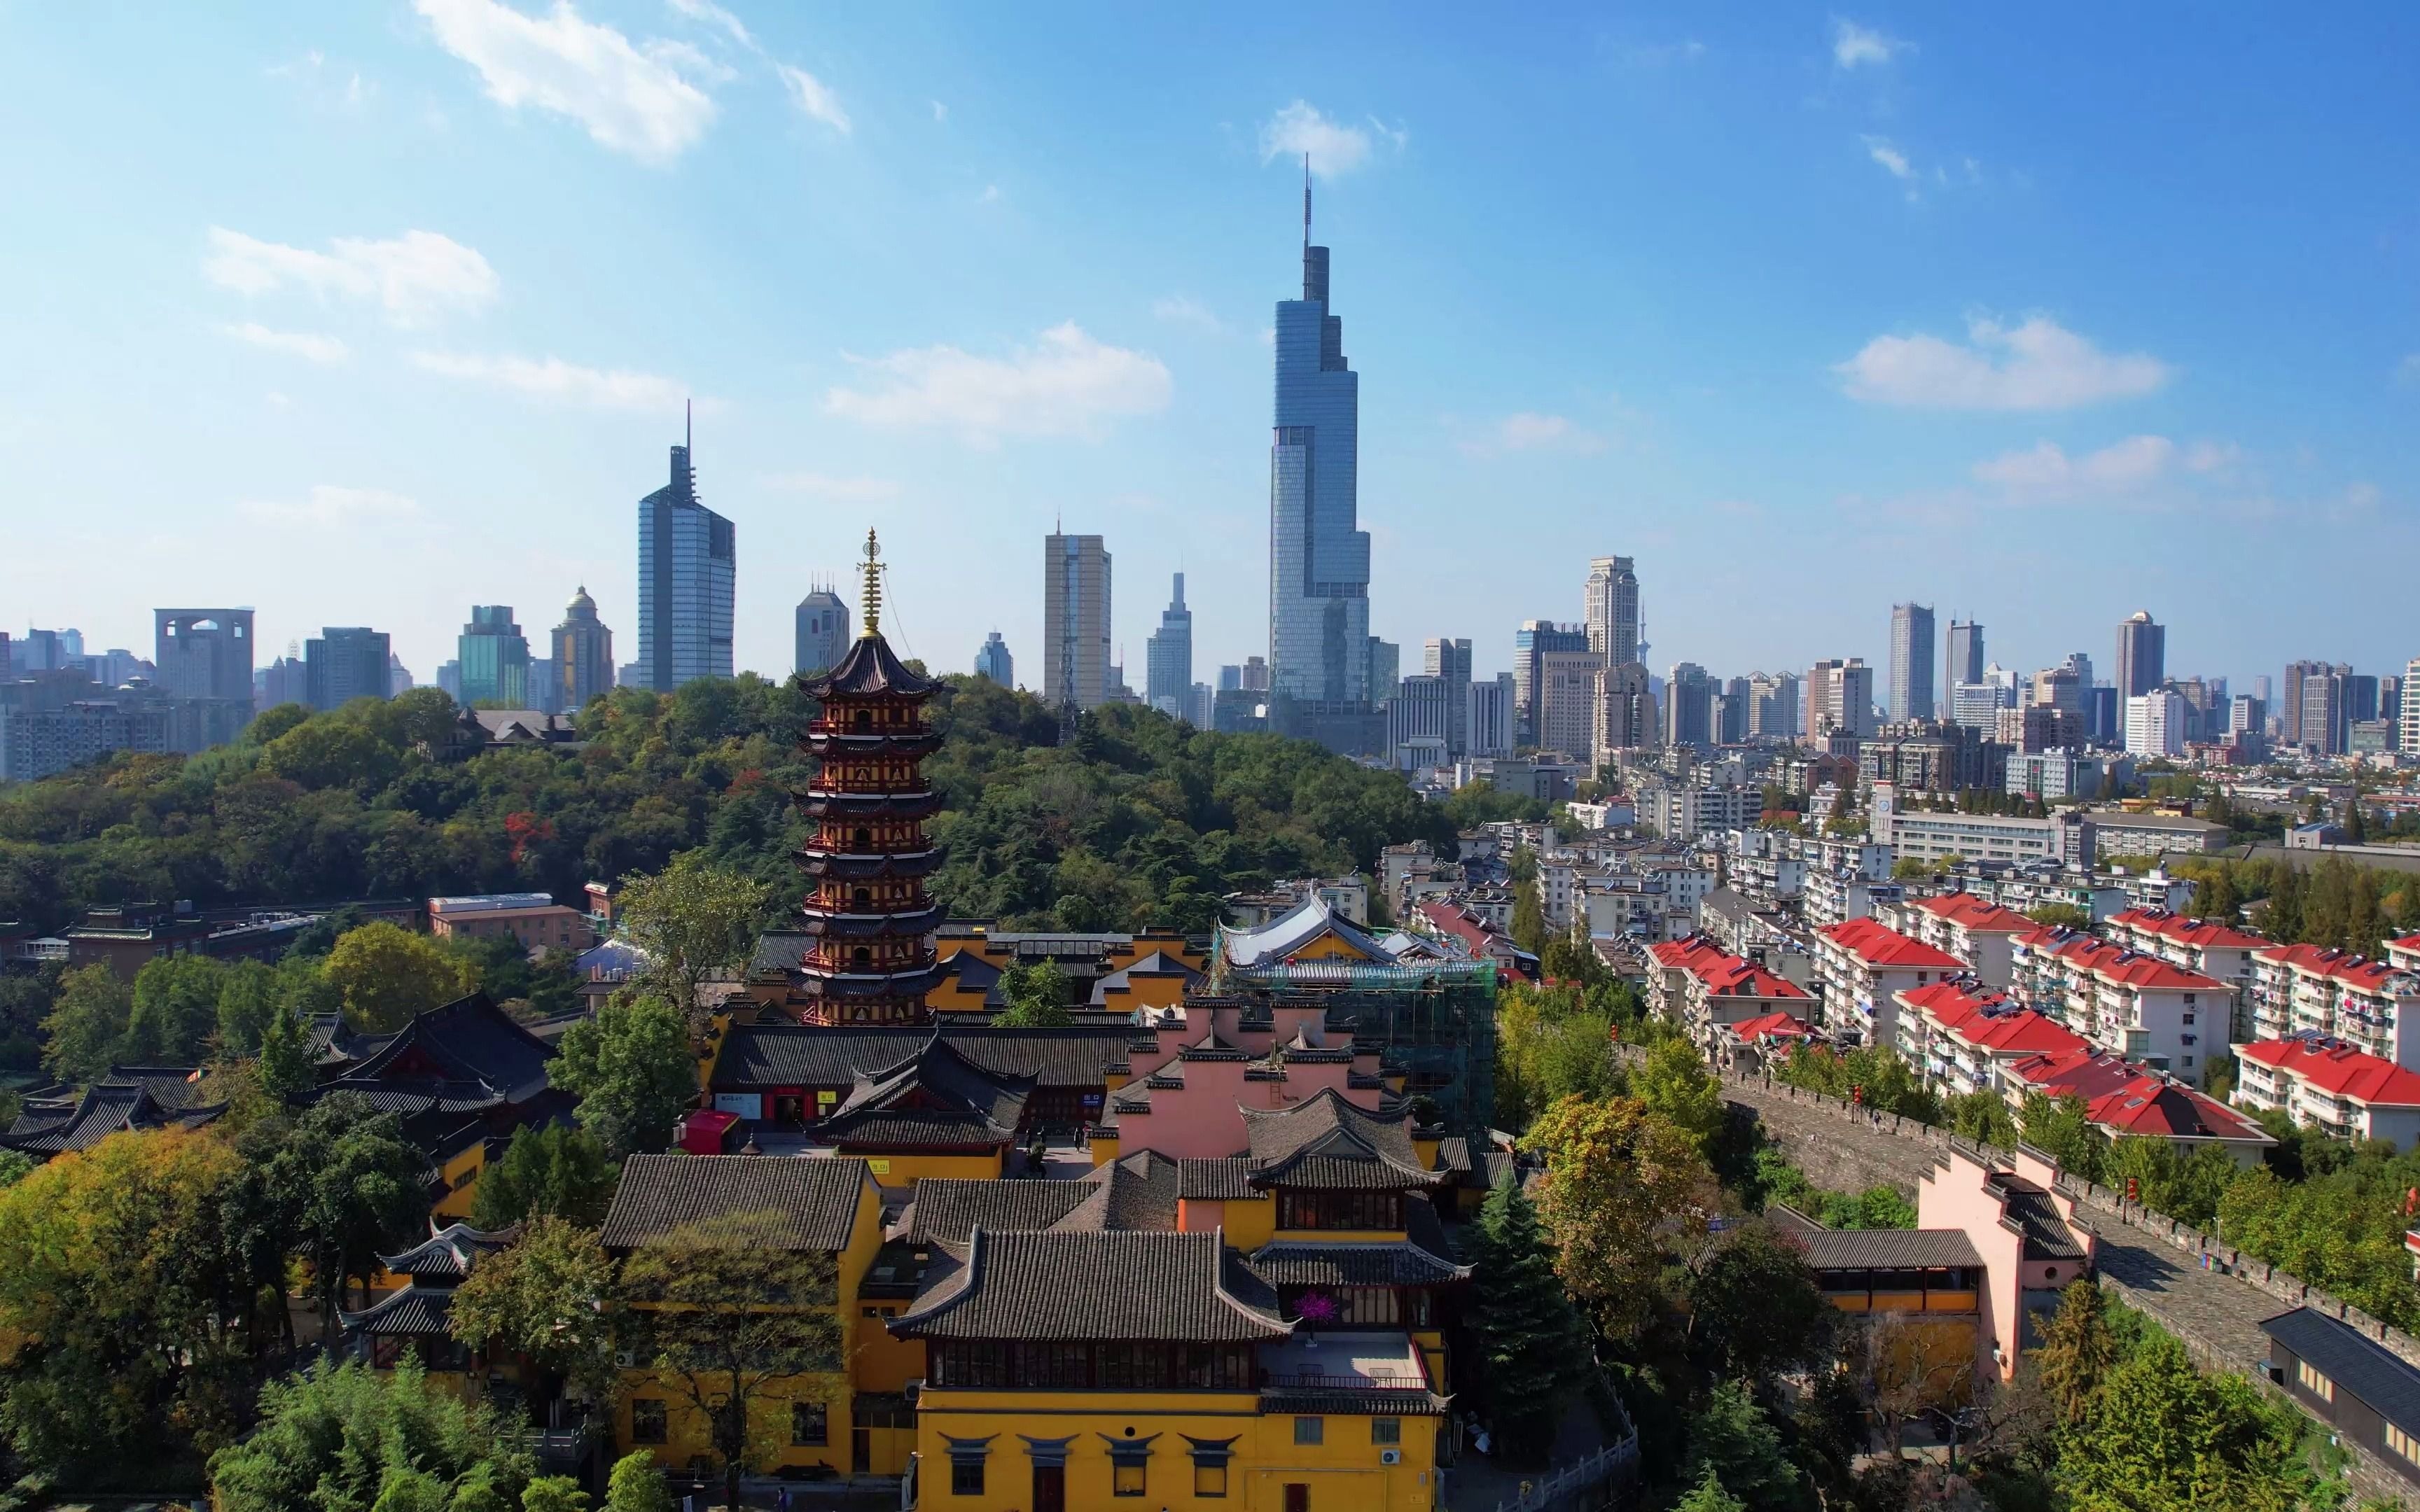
(615, 1350), (637, 1368)
(1379, 1449), (1401, 1465)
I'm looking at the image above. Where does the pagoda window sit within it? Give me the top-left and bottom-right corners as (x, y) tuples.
(853, 827), (873, 850)
(1278, 1189), (1403, 1231)
(852, 948), (872, 968)
(853, 887), (872, 908)
(854, 708), (873, 732)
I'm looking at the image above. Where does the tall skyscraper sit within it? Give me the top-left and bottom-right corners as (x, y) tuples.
(1469, 672), (1516, 759)
(1043, 533), (1112, 711)
(304, 627), (391, 710)
(1889, 603), (1936, 721)
(1944, 620), (1984, 705)
(1269, 169), (1372, 702)
(1585, 556), (1640, 665)
(637, 412), (735, 692)
(974, 631), (1014, 687)
(457, 606), (530, 707)
(1514, 620), (1592, 746)
(1746, 672), (1800, 741)
(1424, 637), (1472, 759)
(2297, 666), (2349, 755)
(555, 587), (616, 710)
(2115, 611), (2165, 699)
(793, 584), (851, 679)
(154, 609), (255, 701)
(1368, 638), (1400, 703)
(2401, 659), (2420, 757)
(1145, 573), (1194, 715)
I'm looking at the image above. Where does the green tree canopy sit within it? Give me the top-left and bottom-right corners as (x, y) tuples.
(1466, 1172), (1589, 1463)
(324, 920), (478, 1031)
(552, 994), (696, 1159)
(39, 962), (134, 1083)
(447, 1217), (616, 1403)
(471, 1123), (618, 1229)
(616, 850), (770, 1032)
(207, 1356), (536, 1512)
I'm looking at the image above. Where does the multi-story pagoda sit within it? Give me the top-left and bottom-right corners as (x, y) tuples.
(791, 531), (945, 1025)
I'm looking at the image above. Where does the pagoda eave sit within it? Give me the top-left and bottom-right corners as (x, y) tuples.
(795, 790), (944, 820)
(799, 906), (945, 939)
(792, 965), (950, 1000)
(805, 731), (945, 759)
(795, 851), (942, 881)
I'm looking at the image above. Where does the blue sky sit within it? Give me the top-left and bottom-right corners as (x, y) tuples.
(4, 3), (2416, 695)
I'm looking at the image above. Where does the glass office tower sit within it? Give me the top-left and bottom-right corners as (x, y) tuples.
(637, 419), (735, 692)
(1269, 176), (1371, 702)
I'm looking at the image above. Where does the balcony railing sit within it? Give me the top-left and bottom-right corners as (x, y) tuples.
(1262, 1370), (1431, 1392)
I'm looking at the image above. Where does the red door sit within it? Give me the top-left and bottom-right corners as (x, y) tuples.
(1034, 1464), (1065, 1512)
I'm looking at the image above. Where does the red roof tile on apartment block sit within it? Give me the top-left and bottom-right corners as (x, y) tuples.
(1910, 892), (2037, 934)
(1648, 935), (1733, 971)
(1898, 979), (2086, 1058)
(2004, 1046), (2142, 1102)
(2238, 1037), (2420, 1107)
(2108, 908), (2269, 951)
(2255, 941), (2415, 993)
(1650, 937), (1809, 998)
(1415, 902), (1497, 954)
(2086, 1079), (2269, 1142)
(2048, 935), (2227, 994)
(1728, 1011), (1816, 1043)
(1819, 918), (1966, 972)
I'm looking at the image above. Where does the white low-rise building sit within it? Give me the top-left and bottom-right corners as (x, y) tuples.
(1880, 892), (2040, 988)
(2008, 928), (2228, 1079)
(2249, 941), (2420, 1068)
(1811, 918), (1968, 1048)
(2237, 1035), (2420, 1147)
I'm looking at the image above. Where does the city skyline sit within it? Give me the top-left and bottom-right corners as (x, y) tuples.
(4, 5), (2416, 690)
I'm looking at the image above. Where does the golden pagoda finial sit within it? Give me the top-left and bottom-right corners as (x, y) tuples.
(860, 528), (882, 637)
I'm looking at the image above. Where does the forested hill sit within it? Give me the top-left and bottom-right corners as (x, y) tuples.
(0, 676), (1534, 937)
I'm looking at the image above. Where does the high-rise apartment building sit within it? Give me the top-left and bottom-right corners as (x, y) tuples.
(637, 418), (735, 692)
(1889, 603), (1936, 721)
(1944, 620), (1984, 707)
(1424, 637), (1473, 759)
(1269, 175), (1372, 703)
(2297, 666), (2349, 755)
(793, 585), (851, 680)
(2401, 659), (2420, 757)
(555, 587), (616, 710)
(1664, 662), (1718, 749)
(975, 631), (1014, 687)
(1585, 556), (1640, 665)
(1468, 673), (1516, 759)
(304, 627), (391, 710)
(1746, 672), (1800, 741)
(2115, 611), (2165, 699)
(154, 609), (255, 702)
(258, 653), (308, 710)
(2126, 690), (2188, 757)
(1385, 674), (1454, 768)
(1807, 658), (1876, 739)
(1515, 620), (1592, 747)
(1146, 573), (1194, 715)
(457, 607), (530, 708)
(1590, 662), (1657, 768)
(1043, 533), (1113, 711)
(1537, 648), (1608, 757)
(1237, 657), (1271, 692)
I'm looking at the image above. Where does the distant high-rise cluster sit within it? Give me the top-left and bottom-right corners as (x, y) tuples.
(1043, 533), (1112, 712)
(974, 631), (1014, 688)
(795, 582), (851, 680)
(1145, 573), (1193, 717)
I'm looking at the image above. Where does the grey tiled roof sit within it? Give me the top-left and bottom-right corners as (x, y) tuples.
(818, 1035), (1033, 1148)
(1249, 1241), (1466, 1287)
(1058, 1150), (1181, 1233)
(1992, 1178), (2087, 1261)
(1259, 1386), (1449, 1417)
(380, 1222), (520, 1280)
(601, 1154), (869, 1253)
(340, 1287), (454, 1336)
(893, 1228), (1291, 1342)
(1178, 1158), (1259, 1200)
(1794, 1228), (1984, 1271)
(0, 1084), (224, 1155)
(2262, 1308), (2420, 1435)
(1239, 1089), (1435, 1191)
(713, 1025), (1135, 1090)
(906, 1179), (1097, 1244)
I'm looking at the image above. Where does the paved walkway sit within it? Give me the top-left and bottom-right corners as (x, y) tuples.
(1442, 1399), (1609, 1512)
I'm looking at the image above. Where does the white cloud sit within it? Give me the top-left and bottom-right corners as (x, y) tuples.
(1459, 412), (1608, 458)
(1832, 18), (1907, 68)
(1972, 435), (2176, 493)
(1260, 101), (1376, 178)
(665, 0), (751, 48)
(762, 472), (901, 500)
(823, 322), (1171, 444)
(1863, 136), (1914, 181)
(976, 184), (1001, 204)
(203, 227), (499, 326)
(239, 485), (422, 528)
(2399, 353), (2420, 386)
(931, 99), (947, 122)
(413, 0), (718, 164)
(775, 62), (850, 134)
(219, 323), (350, 363)
(1836, 315), (2171, 410)
(1151, 295), (1222, 332)
(410, 349), (688, 410)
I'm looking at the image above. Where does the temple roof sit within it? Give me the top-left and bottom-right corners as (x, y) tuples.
(893, 1228), (1291, 1342)
(1239, 1088), (1435, 1191)
(600, 1153), (872, 1254)
(817, 1033), (1034, 1148)
(800, 631), (937, 701)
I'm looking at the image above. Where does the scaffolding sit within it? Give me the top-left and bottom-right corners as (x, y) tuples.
(1212, 955), (1500, 1132)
